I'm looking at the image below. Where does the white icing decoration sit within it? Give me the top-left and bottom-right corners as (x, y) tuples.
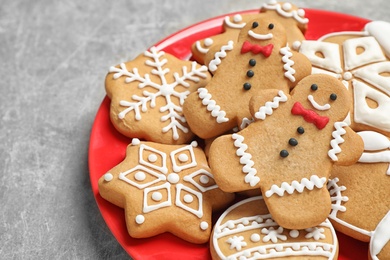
(343, 72), (352, 81)
(292, 41), (301, 51)
(262, 227), (287, 243)
(328, 122), (348, 162)
(250, 233), (261, 242)
(365, 21), (390, 58)
(175, 183), (203, 218)
(353, 79), (390, 132)
(209, 40), (234, 72)
(167, 173), (180, 184)
(357, 131), (390, 151)
(199, 175), (209, 184)
(120, 165), (166, 189)
(197, 88), (229, 123)
(148, 154), (158, 163)
(262, 1), (309, 24)
(224, 15), (246, 29)
(143, 182), (172, 213)
(254, 90), (288, 120)
(232, 133), (260, 187)
(134, 171), (146, 181)
(290, 230), (299, 238)
(248, 30), (273, 40)
(132, 138), (141, 146)
(308, 95), (331, 110)
(370, 211), (390, 260)
(178, 153), (188, 162)
(353, 61), (390, 96)
(152, 191), (163, 201)
(183, 194), (193, 203)
(191, 141), (198, 147)
(204, 38), (213, 46)
(305, 227), (326, 240)
(109, 47), (208, 140)
(183, 169), (218, 192)
(343, 37), (386, 71)
(227, 236), (247, 251)
(265, 175), (327, 197)
(135, 215), (145, 224)
(195, 38), (214, 55)
(170, 144), (197, 172)
(280, 46), (296, 82)
(104, 173), (113, 182)
(240, 117), (254, 130)
(200, 221), (209, 231)
(139, 144), (168, 174)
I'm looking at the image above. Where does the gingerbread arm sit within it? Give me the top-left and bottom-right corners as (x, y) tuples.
(204, 40), (235, 74)
(280, 48), (312, 90)
(328, 122), (364, 166)
(249, 89), (290, 122)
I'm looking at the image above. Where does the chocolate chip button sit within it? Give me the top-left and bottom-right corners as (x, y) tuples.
(280, 150), (289, 158)
(246, 70), (254, 77)
(297, 126), (305, 134)
(289, 138), (298, 146)
(249, 59), (256, 66)
(243, 82), (251, 90)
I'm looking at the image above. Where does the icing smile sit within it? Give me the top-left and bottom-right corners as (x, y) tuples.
(308, 95), (331, 111)
(248, 30), (273, 40)
(265, 175), (327, 197)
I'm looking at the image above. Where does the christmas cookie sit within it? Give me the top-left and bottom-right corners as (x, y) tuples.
(299, 21), (390, 137)
(105, 46), (211, 145)
(183, 17), (312, 139)
(211, 196), (339, 260)
(208, 74), (364, 229)
(328, 130), (390, 260)
(191, 1), (308, 64)
(98, 139), (234, 243)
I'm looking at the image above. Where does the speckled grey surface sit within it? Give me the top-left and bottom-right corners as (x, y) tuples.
(1, 0), (389, 259)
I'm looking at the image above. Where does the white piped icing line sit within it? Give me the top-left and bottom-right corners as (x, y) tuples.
(370, 210), (390, 260)
(239, 117), (254, 130)
(308, 95), (331, 110)
(248, 30), (273, 40)
(262, 1), (309, 24)
(209, 40), (234, 72)
(213, 196), (337, 260)
(109, 47), (208, 140)
(328, 122), (348, 162)
(195, 38), (214, 54)
(224, 14), (246, 29)
(265, 175), (327, 197)
(232, 133), (260, 187)
(254, 90), (288, 120)
(198, 88), (229, 123)
(280, 46), (296, 82)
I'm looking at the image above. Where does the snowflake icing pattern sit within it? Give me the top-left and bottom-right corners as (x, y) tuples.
(226, 235), (247, 251)
(305, 227), (326, 240)
(261, 226), (287, 243)
(109, 47), (209, 140)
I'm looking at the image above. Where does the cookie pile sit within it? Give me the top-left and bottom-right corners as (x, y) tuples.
(97, 1), (390, 259)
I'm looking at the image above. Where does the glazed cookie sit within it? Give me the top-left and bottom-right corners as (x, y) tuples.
(208, 74), (364, 229)
(211, 196), (339, 260)
(183, 17), (312, 139)
(191, 1), (308, 64)
(299, 21), (390, 137)
(328, 130), (390, 260)
(98, 139), (234, 243)
(105, 46), (211, 145)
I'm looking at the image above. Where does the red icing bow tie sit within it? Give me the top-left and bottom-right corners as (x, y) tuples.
(291, 102), (329, 130)
(241, 41), (273, 57)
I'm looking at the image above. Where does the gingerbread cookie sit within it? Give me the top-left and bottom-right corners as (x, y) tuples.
(328, 130), (390, 259)
(98, 139), (234, 243)
(191, 1), (308, 64)
(105, 46), (211, 144)
(211, 196), (339, 260)
(183, 17), (312, 139)
(299, 21), (390, 137)
(208, 74), (364, 229)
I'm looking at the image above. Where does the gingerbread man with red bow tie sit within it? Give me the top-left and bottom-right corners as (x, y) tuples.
(183, 17), (311, 139)
(208, 74), (364, 230)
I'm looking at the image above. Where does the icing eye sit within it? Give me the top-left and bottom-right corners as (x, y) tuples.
(311, 84), (318, 91)
(252, 22), (259, 28)
(268, 23), (274, 29)
(330, 93), (337, 101)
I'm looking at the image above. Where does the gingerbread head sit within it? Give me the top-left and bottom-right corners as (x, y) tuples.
(208, 74), (364, 229)
(183, 17), (311, 139)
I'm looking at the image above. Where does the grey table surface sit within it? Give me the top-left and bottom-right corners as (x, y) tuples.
(1, 0), (389, 259)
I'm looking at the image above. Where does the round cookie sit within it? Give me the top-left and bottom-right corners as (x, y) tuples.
(211, 196), (339, 260)
(98, 139), (234, 244)
(105, 46), (211, 145)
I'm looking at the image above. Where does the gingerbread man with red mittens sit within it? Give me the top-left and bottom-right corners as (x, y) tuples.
(208, 74), (364, 230)
(183, 17), (311, 139)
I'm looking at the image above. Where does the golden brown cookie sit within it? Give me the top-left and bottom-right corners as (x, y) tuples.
(106, 47), (211, 144)
(183, 17), (311, 140)
(208, 74), (364, 230)
(98, 139), (234, 243)
(211, 196), (339, 260)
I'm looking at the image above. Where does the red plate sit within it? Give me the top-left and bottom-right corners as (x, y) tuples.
(89, 9), (370, 260)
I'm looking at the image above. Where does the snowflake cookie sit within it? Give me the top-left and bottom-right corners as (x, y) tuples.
(98, 139), (234, 244)
(191, 0), (308, 64)
(183, 16), (311, 139)
(211, 196), (338, 260)
(299, 21), (390, 137)
(105, 47), (211, 144)
(328, 131), (390, 260)
(208, 74), (364, 230)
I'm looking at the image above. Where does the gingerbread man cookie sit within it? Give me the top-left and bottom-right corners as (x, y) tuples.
(211, 196), (339, 260)
(191, 1), (308, 64)
(98, 139), (234, 243)
(208, 74), (364, 229)
(183, 17), (311, 139)
(105, 46), (211, 145)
